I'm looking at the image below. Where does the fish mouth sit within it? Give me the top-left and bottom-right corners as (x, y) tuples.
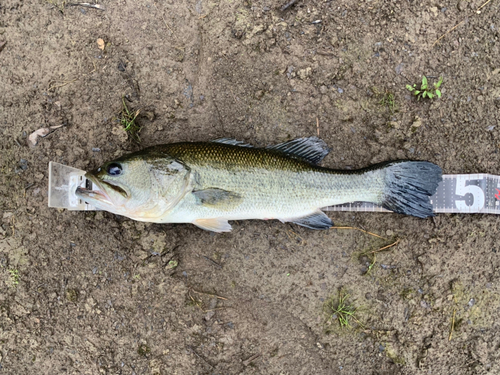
(75, 173), (128, 205)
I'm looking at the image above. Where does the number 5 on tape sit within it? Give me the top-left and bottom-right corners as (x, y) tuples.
(433, 174), (500, 214)
(454, 175), (485, 212)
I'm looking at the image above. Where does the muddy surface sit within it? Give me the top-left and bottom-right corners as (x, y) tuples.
(1, 0), (500, 373)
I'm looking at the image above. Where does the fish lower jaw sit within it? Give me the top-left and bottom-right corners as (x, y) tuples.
(75, 187), (113, 206)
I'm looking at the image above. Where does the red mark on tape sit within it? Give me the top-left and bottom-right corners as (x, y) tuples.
(495, 188), (500, 201)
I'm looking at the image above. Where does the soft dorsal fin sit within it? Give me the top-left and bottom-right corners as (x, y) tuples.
(266, 137), (330, 164)
(210, 138), (254, 148)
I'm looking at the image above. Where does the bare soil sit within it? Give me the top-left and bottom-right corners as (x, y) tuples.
(1, 0), (500, 374)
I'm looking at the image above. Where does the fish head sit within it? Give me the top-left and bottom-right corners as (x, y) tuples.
(76, 152), (191, 221)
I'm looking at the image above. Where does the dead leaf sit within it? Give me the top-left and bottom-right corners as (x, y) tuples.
(28, 125), (64, 147)
(97, 38), (105, 50)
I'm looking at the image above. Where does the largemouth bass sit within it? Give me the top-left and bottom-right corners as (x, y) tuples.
(75, 137), (442, 232)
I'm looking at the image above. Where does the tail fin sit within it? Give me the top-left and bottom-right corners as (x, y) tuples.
(381, 161), (442, 218)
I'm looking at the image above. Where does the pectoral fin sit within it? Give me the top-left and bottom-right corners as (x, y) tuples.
(193, 218), (232, 232)
(284, 211), (333, 230)
(192, 188), (242, 210)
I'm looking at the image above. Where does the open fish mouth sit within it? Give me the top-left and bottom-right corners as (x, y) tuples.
(75, 174), (128, 205)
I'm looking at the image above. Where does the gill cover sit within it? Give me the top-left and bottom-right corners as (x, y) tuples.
(77, 153), (191, 221)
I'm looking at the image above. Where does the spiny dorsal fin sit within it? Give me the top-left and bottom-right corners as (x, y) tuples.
(266, 137), (330, 164)
(210, 138), (254, 148)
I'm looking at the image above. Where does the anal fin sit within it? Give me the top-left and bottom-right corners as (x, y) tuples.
(285, 211), (333, 230)
(193, 218), (232, 232)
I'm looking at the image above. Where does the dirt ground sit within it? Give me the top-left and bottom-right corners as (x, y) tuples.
(1, 0), (500, 373)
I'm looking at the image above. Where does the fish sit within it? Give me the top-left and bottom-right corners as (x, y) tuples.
(75, 137), (442, 232)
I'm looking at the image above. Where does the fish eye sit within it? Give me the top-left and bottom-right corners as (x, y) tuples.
(106, 163), (122, 176)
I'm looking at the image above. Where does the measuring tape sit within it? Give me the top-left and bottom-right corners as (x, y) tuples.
(325, 174), (500, 214)
(48, 163), (500, 214)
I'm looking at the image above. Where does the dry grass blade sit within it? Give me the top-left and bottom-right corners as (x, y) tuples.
(370, 238), (400, 254)
(189, 288), (228, 300)
(188, 292), (204, 311)
(286, 229), (306, 245)
(433, 0), (493, 46)
(432, 20), (466, 47)
(243, 353), (261, 366)
(187, 346), (214, 369)
(48, 78), (78, 90)
(477, 0), (493, 11)
(66, 2), (105, 10)
(153, 1), (175, 34)
(449, 308), (456, 341)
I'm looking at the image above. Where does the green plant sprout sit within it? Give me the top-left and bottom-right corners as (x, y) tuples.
(8, 269), (20, 286)
(166, 260), (178, 270)
(329, 290), (360, 328)
(366, 254), (376, 275)
(120, 97), (141, 141)
(406, 76), (443, 100)
(379, 92), (398, 114)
